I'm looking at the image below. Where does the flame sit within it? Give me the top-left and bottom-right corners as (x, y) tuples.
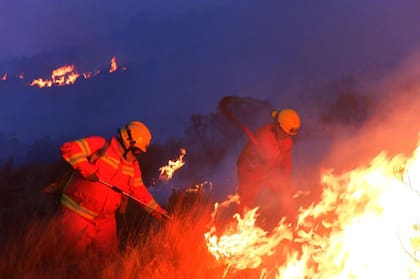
(30, 65), (80, 88)
(2, 56), (125, 88)
(109, 56), (118, 73)
(205, 195), (293, 275)
(206, 139), (420, 278)
(158, 148), (186, 182)
(206, 208), (293, 271)
(82, 72), (91, 79)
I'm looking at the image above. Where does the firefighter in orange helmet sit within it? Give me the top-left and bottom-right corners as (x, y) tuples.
(58, 121), (167, 257)
(237, 109), (301, 228)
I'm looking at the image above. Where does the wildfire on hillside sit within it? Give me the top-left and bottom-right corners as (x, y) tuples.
(30, 65), (80, 88)
(0, 56), (126, 88)
(206, 139), (420, 278)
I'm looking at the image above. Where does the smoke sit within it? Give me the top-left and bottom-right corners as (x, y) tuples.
(2, 0), (420, 172)
(165, 47), (420, 203)
(291, 47), (420, 194)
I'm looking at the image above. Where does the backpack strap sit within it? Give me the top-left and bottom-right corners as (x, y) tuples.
(88, 138), (111, 164)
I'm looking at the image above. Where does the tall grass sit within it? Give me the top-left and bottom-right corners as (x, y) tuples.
(0, 189), (237, 279)
(0, 156), (279, 279)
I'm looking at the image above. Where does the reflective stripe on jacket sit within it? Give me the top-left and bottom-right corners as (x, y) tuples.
(61, 136), (159, 218)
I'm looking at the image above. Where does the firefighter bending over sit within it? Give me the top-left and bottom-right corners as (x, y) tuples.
(237, 109), (301, 228)
(58, 121), (167, 257)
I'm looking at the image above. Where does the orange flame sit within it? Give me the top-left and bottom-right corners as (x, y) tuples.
(205, 198), (293, 274)
(30, 65), (80, 88)
(109, 56), (118, 73)
(206, 139), (420, 278)
(1, 56), (126, 88)
(158, 148), (186, 182)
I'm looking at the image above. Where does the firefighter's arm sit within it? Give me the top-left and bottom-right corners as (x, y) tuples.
(60, 136), (107, 179)
(130, 176), (168, 220)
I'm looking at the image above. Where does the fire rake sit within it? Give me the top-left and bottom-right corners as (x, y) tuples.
(98, 178), (170, 219)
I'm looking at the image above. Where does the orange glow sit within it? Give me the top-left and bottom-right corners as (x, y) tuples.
(30, 65), (80, 88)
(2, 56), (126, 88)
(158, 148), (186, 182)
(205, 199), (293, 273)
(206, 139), (420, 278)
(109, 56), (118, 73)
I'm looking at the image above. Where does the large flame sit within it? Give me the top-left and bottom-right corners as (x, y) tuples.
(158, 148), (187, 182)
(205, 203), (293, 274)
(206, 138), (420, 278)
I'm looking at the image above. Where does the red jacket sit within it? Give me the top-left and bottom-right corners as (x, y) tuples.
(237, 123), (293, 188)
(60, 136), (161, 220)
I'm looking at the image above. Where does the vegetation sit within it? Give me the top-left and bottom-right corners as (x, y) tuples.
(0, 88), (373, 278)
(0, 96), (275, 279)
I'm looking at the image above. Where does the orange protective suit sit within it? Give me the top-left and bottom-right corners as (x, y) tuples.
(59, 136), (164, 256)
(237, 123), (296, 226)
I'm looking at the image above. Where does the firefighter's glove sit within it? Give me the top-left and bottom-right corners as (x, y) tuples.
(84, 172), (99, 182)
(151, 207), (168, 221)
(78, 163), (98, 181)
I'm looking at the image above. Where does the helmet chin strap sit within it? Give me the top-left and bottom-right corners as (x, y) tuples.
(118, 125), (137, 160)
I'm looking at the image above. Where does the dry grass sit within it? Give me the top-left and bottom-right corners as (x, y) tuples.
(0, 190), (232, 279)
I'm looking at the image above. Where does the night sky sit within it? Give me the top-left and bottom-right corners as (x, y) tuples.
(2, 0), (420, 169)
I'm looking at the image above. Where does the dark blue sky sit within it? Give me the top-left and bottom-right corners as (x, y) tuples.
(1, 0), (420, 155)
(0, 1), (214, 59)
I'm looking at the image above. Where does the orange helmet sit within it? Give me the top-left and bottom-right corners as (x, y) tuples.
(119, 121), (152, 153)
(271, 108), (301, 136)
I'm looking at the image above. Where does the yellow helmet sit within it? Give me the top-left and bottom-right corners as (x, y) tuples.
(271, 108), (301, 136)
(119, 121), (152, 153)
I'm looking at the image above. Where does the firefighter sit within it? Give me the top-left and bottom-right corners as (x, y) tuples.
(237, 108), (301, 228)
(58, 121), (167, 257)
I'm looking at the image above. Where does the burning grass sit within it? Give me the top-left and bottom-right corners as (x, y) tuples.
(0, 189), (225, 279)
(3, 137), (420, 278)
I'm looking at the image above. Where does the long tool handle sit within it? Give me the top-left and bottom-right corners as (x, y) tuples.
(98, 178), (170, 219)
